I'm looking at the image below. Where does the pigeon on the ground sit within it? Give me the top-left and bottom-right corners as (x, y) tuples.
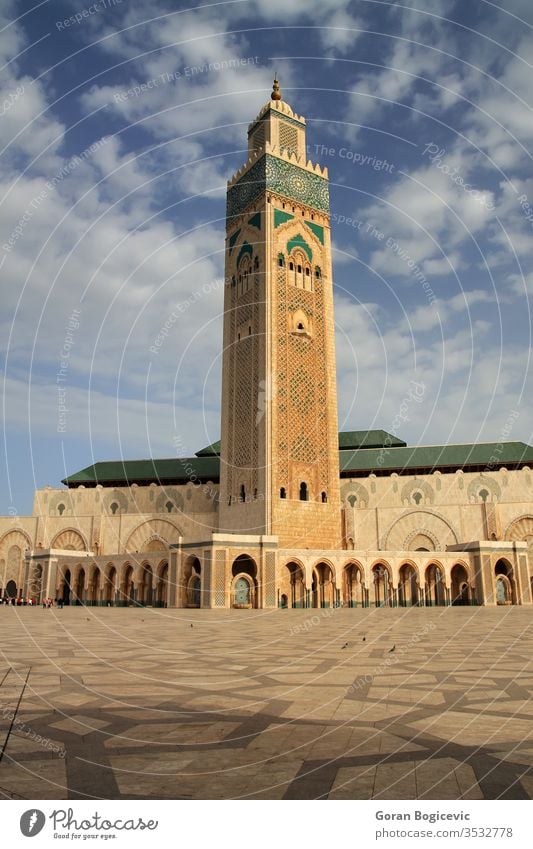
(190, 623), (193, 628)
(362, 635), (366, 642)
(341, 642), (348, 649)
(389, 644), (396, 653)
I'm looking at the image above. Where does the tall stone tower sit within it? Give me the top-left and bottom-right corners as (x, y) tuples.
(219, 79), (341, 549)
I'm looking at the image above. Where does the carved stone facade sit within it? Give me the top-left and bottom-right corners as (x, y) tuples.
(1, 83), (532, 611)
(219, 87), (340, 547)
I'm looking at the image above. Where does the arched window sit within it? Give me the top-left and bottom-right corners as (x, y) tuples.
(321, 491), (327, 503)
(412, 491), (423, 505)
(110, 502), (119, 515)
(297, 322), (304, 330)
(305, 267), (310, 277)
(297, 264), (302, 273)
(347, 494), (357, 507)
(57, 503), (66, 516)
(165, 501), (174, 513)
(253, 256), (259, 271)
(280, 487), (286, 499)
(278, 253), (285, 267)
(289, 261), (294, 271)
(315, 266), (322, 279)
(239, 484), (246, 503)
(299, 482), (308, 502)
(253, 488), (258, 500)
(479, 489), (489, 502)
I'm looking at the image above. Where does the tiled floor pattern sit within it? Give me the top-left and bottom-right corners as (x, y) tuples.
(0, 606), (532, 799)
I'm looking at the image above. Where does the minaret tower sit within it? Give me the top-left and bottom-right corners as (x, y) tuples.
(219, 79), (341, 549)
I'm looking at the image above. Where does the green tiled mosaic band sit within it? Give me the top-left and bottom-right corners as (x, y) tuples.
(227, 155), (330, 219)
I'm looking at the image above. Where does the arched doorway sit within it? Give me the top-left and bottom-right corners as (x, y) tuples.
(7, 546), (21, 594)
(234, 576), (253, 606)
(285, 562), (305, 608)
(495, 559), (516, 605)
(139, 565), (154, 606)
(103, 566), (118, 605)
(372, 563), (393, 607)
(399, 564), (419, 607)
(188, 573), (201, 607)
(62, 569), (72, 605)
(231, 555), (258, 608)
(425, 564), (446, 606)
(451, 564), (470, 605)
(75, 568), (85, 605)
(89, 567), (101, 606)
(156, 562), (169, 608)
(5, 579), (17, 599)
(122, 565), (135, 606)
(344, 563), (365, 607)
(280, 593), (288, 608)
(181, 556), (201, 608)
(312, 562), (335, 608)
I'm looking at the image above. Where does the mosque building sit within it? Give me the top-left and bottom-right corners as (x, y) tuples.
(2, 80), (532, 609)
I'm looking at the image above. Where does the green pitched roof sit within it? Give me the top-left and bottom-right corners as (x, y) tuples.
(195, 431), (404, 457)
(62, 437), (533, 487)
(62, 455), (220, 487)
(338, 430), (406, 450)
(195, 441), (221, 457)
(339, 441), (533, 476)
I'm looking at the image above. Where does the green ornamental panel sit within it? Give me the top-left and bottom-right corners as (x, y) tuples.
(226, 154), (329, 219)
(304, 219), (324, 244)
(287, 233), (312, 261)
(228, 228), (240, 253)
(274, 209), (295, 228)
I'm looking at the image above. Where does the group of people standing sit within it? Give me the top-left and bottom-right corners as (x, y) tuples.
(1, 596), (64, 607)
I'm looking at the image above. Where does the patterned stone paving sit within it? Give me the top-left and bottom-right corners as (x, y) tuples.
(0, 606), (532, 799)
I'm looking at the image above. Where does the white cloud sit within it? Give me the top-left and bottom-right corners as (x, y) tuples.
(319, 11), (363, 56)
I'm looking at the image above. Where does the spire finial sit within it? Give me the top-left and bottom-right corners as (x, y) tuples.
(271, 75), (282, 101)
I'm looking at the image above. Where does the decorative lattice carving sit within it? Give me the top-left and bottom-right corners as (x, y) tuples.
(264, 551), (276, 606)
(251, 123), (265, 152)
(214, 550), (226, 606)
(279, 121), (298, 156)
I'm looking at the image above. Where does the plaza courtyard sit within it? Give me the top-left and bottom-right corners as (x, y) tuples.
(0, 607), (532, 800)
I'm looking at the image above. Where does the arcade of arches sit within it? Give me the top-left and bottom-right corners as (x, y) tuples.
(54, 560), (170, 607)
(8, 544), (532, 608)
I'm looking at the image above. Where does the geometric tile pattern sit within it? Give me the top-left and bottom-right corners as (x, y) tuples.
(227, 155), (329, 219)
(0, 608), (532, 800)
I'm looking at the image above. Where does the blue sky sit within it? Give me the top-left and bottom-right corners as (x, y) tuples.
(2, 0), (533, 515)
